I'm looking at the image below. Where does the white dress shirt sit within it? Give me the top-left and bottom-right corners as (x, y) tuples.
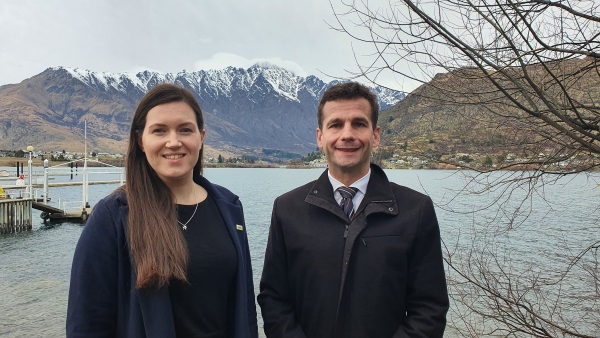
(328, 169), (371, 215)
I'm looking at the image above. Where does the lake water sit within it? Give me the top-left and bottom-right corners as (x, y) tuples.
(0, 167), (598, 337)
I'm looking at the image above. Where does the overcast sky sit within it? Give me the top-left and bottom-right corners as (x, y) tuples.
(0, 0), (421, 91)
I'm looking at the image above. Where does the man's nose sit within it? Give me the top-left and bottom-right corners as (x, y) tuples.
(340, 124), (355, 140)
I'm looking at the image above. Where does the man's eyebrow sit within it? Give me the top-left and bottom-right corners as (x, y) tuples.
(326, 117), (342, 125)
(351, 116), (370, 124)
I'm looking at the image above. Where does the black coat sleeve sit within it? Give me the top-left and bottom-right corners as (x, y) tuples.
(393, 196), (449, 337)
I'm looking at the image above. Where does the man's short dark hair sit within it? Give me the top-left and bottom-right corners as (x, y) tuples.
(317, 82), (379, 129)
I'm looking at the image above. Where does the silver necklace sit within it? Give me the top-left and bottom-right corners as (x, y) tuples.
(178, 188), (198, 230)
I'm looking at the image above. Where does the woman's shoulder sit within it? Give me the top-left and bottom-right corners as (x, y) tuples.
(105, 187), (128, 206)
(213, 183), (237, 198)
(79, 188), (128, 243)
(91, 187), (128, 217)
(197, 176), (239, 203)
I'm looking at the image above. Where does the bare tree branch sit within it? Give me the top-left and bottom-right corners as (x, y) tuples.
(330, 0), (600, 335)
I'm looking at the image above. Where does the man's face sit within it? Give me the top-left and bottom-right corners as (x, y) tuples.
(317, 98), (380, 183)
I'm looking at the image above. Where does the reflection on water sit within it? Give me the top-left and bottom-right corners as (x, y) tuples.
(0, 167), (598, 337)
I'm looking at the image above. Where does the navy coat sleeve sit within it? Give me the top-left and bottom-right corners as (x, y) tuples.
(209, 181), (259, 338)
(236, 199), (259, 338)
(243, 230), (259, 338)
(66, 197), (122, 337)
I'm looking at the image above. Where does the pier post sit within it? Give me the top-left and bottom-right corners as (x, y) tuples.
(0, 199), (32, 234)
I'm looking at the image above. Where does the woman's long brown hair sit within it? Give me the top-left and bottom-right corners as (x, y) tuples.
(124, 83), (204, 289)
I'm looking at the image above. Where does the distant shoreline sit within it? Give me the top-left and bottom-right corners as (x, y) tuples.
(0, 157), (41, 168)
(2, 157), (596, 172)
(0, 157), (122, 168)
(0, 157), (303, 170)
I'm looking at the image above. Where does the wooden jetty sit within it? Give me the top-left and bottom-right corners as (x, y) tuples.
(0, 198), (32, 234)
(33, 202), (91, 223)
(0, 197), (90, 229)
(0, 178), (119, 228)
(1, 125), (125, 232)
(1, 180), (122, 190)
(1, 179), (120, 226)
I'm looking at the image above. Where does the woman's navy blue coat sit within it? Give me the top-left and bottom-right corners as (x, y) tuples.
(66, 176), (258, 338)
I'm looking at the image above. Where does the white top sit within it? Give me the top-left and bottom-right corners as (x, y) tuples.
(328, 169), (371, 214)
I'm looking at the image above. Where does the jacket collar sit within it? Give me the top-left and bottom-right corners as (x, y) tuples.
(305, 163), (399, 218)
(194, 174), (239, 205)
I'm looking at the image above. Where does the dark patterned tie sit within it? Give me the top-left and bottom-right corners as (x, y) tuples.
(337, 186), (358, 218)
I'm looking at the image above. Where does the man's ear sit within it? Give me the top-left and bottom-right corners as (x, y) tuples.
(373, 126), (381, 149)
(316, 127), (323, 149)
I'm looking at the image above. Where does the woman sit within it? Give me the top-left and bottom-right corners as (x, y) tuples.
(67, 83), (258, 338)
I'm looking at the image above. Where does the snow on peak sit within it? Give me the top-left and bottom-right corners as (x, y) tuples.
(58, 67), (165, 93)
(53, 64), (404, 107)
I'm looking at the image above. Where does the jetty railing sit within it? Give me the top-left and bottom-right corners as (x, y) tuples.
(0, 198), (32, 234)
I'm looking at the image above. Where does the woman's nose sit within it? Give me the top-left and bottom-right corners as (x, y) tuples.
(166, 133), (181, 147)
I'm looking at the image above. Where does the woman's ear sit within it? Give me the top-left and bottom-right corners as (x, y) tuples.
(137, 135), (145, 152)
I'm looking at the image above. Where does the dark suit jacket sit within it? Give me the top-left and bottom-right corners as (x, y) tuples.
(258, 164), (448, 338)
(66, 175), (258, 338)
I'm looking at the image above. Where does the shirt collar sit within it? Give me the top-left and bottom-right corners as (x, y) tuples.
(328, 169), (371, 196)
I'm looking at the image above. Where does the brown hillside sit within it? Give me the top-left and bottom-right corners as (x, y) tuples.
(379, 57), (600, 164)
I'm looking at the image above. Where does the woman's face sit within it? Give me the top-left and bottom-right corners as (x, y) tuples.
(138, 101), (205, 186)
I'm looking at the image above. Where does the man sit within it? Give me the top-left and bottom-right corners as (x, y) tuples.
(258, 82), (449, 337)
(15, 174), (25, 186)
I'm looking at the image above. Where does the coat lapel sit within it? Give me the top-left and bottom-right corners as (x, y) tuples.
(197, 175), (253, 338)
(137, 286), (176, 338)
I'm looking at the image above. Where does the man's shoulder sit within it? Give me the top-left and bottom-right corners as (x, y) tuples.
(388, 182), (433, 204)
(370, 164), (432, 203)
(276, 180), (316, 202)
(389, 181), (426, 196)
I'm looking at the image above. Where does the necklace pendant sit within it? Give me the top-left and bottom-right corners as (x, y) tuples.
(182, 225), (187, 230)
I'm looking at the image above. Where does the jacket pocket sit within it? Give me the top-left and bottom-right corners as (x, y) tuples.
(358, 234), (416, 272)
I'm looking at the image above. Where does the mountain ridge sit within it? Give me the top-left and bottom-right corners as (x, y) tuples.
(0, 64), (405, 160)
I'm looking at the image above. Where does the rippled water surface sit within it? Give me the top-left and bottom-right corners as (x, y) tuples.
(1, 167), (598, 337)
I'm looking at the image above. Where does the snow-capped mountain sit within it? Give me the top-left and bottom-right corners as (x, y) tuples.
(0, 64), (405, 159)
